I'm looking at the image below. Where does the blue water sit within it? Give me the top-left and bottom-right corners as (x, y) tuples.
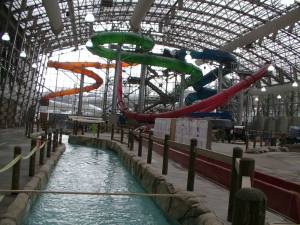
(23, 138), (172, 225)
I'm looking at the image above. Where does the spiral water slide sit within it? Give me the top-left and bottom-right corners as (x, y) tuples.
(87, 31), (269, 122)
(42, 61), (131, 101)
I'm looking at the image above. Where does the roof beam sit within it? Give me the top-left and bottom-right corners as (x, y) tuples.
(221, 6), (300, 52)
(67, 0), (78, 49)
(130, 0), (155, 32)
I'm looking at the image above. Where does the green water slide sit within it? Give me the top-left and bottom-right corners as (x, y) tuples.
(87, 31), (203, 87)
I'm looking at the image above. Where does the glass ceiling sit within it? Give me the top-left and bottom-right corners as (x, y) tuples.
(3, 0), (300, 87)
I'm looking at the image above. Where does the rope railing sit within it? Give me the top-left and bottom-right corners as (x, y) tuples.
(0, 142), (46, 173)
(0, 129), (63, 191)
(0, 155), (22, 173)
(0, 189), (203, 198)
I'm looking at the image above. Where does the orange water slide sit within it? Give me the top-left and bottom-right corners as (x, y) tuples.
(42, 61), (131, 100)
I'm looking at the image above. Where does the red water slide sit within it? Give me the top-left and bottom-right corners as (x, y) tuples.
(117, 64), (269, 122)
(42, 61), (131, 101)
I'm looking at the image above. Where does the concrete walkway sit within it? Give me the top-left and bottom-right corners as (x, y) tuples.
(96, 132), (294, 225)
(211, 142), (300, 184)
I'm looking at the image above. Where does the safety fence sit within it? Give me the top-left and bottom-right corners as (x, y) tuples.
(0, 129), (63, 191)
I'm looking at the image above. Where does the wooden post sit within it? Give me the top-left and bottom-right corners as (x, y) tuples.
(128, 129), (131, 147)
(59, 128), (62, 144)
(73, 121), (76, 135)
(245, 129), (249, 152)
(81, 123), (84, 135)
(111, 124), (115, 140)
(74, 121), (78, 135)
(232, 188), (266, 225)
(39, 135), (46, 165)
(253, 130), (257, 148)
(120, 126), (124, 143)
(227, 147), (243, 222)
(37, 119), (40, 132)
(238, 158), (255, 188)
(55, 130), (59, 147)
(11, 146), (21, 192)
(105, 121), (108, 132)
(187, 139), (197, 191)
(130, 130), (134, 151)
(162, 134), (170, 175)
(47, 132), (52, 157)
(52, 131), (56, 152)
(138, 130), (143, 157)
(147, 131), (153, 164)
(29, 138), (37, 176)
(97, 123), (100, 138)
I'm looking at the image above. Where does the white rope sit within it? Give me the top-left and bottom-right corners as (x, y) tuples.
(0, 189), (201, 198)
(21, 147), (39, 160)
(0, 141), (47, 173)
(0, 155), (22, 173)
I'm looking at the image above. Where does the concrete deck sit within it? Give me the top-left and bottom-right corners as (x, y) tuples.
(211, 142), (300, 184)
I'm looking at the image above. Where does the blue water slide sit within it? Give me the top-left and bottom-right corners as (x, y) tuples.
(185, 49), (237, 105)
(190, 49), (236, 65)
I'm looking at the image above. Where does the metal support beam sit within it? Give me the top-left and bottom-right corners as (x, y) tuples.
(67, 0), (78, 49)
(179, 75), (185, 107)
(77, 74), (84, 116)
(221, 6), (300, 51)
(102, 60), (110, 121)
(42, 0), (63, 35)
(130, 0), (155, 32)
(138, 64), (146, 112)
(111, 46), (121, 123)
(217, 66), (223, 93)
(238, 92), (244, 125)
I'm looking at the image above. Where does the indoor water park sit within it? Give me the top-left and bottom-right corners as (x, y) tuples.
(0, 0), (300, 224)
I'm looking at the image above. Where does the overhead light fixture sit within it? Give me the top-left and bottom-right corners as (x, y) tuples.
(235, 48), (242, 54)
(86, 40), (93, 47)
(32, 63), (38, 69)
(261, 87), (266, 92)
(292, 81), (298, 87)
(185, 51), (192, 62)
(277, 94), (282, 99)
(85, 13), (95, 22)
(1, 32), (10, 41)
(20, 50), (27, 58)
(268, 65), (275, 72)
(254, 97), (259, 102)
